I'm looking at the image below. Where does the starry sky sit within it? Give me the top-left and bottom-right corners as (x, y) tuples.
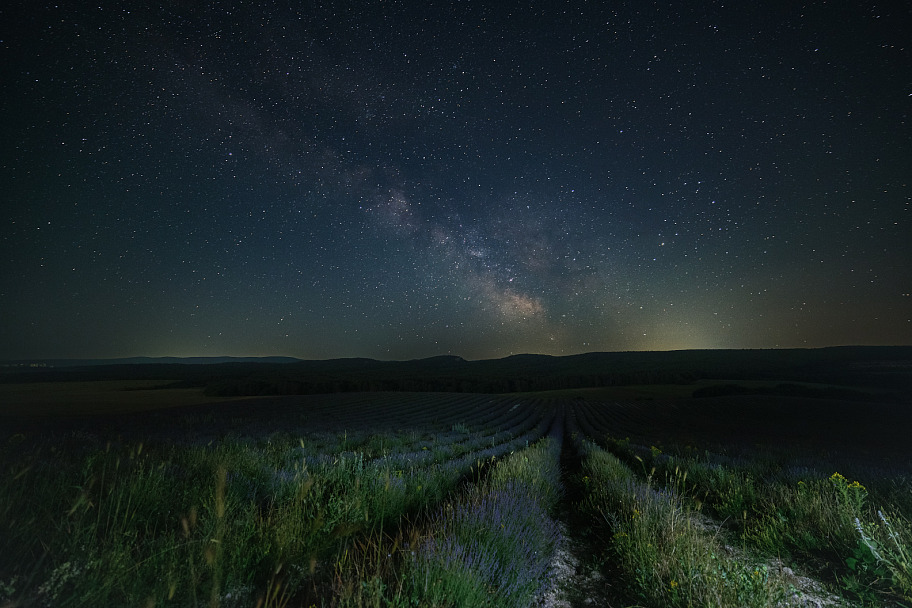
(2, 1), (910, 361)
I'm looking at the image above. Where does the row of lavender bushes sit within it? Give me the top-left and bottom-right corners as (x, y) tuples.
(0, 399), (551, 606)
(577, 411), (912, 606)
(333, 413), (564, 607)
(565, 406), (799, 608)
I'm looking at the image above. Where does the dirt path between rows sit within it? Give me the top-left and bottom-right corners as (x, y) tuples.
(534, 433), (625, 607)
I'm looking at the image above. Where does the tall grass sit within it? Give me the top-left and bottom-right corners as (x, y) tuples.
(576, 438), (797, 608)
(1, 437), (311, 606)
(0, 405), (550, 607)
(597, 433), (912, 604)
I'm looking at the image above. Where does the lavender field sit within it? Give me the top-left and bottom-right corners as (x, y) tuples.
(1, 390), (910, 607)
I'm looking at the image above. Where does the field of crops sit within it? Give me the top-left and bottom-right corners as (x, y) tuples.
(1, 391), (910, 607)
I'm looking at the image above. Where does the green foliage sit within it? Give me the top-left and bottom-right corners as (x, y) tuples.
(5, 387), (910, 608)
(739, 477), (858, 557)
(404, 557), (494, 608)
(842, 536), (891, 604)
(856, 510), (912, 601)
(596, 431), (912, 605)
(0, 417), (528, 606)
(578, 440), (794, 608)
(830, 472), (868, 516)
(486, 443), (562, 512)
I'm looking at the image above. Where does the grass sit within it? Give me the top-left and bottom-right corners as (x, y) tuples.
(2, 389), (909, 607)
(574, 437), (799, 608)
(596, 433), (912, 605)
(2, 438), (304, 606)
(0, 399), (551, 607)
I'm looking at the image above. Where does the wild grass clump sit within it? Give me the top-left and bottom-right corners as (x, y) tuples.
(578, 440), (795, 608)
(737, 472), (866, 559)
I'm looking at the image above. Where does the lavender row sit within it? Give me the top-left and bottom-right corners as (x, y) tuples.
(399, 426), (564, 607)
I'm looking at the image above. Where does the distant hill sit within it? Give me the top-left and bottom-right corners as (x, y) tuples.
(2, 346), (910, 398)
(0, 356), (301, 368)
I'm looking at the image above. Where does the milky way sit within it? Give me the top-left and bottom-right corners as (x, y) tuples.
(2, 2), (910, 360)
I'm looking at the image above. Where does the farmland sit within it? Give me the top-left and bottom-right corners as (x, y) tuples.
(1, 349), (911, 607)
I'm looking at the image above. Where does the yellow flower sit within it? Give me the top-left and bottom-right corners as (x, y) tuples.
(669, 580), (678, 589)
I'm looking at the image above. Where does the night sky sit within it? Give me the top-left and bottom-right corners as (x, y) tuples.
(2, 1), (910, 361)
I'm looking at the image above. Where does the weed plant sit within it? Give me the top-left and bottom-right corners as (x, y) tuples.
(856, 510), (912, 601)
